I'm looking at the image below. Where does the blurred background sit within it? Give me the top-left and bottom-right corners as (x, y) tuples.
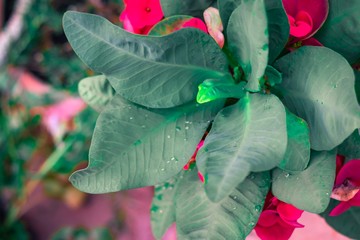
(0, 1), (158, 239)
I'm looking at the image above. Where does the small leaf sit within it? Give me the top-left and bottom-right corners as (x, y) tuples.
(176, 169), (270, 240)
(272, 150), (336, 213)
(151, 173), (182, 239)
(265, 65), (282, 87)
(160, 0), (215, 19)
(274, 46), (360, 151)
(320, 199), (360, 239)
(63, 11), (230, 108)
(197, 93), (287, 202)
(264, 0), (290, 63)
(315, 0), (360, 64)
(227, 0), (269, 92)
(69, 95), (223, 193)
(337, 129), (360, 159)
(148, 15), (193, 36)
(78, 75), (115, 112)
(196, 79), (246, 104)
(278, 110), (310, 172)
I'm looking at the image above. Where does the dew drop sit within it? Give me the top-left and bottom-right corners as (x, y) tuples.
(250, 174), (255, 180)
(166, 161), (170, 164)
(176, 126), (181, 132)
(129, 116), (133, 120)
(185, 126), (189, 130)
(248, 222), (255, 227)
(171, 157), (177, 161)
(325, 192), (329, 196)
(255, 205), (262, 212)
(167, 135), (171, 139)
(159, 209), (164, 214)
(183, 138), (188, 141)
(233, 207), (237, 210)
(128, 106), (132, 109)
(284, 173), (290, 178)
(161, 168), (165, 171)
(141, 125), (146, 128)
(134, 140), (142, 146)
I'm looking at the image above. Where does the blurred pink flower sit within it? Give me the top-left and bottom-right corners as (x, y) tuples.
(282, 0), (328, 41)
(120, 0), (164, 34)
(255, 193), (304, 240)
(330, 157), (360, 216)
(31, 97), (86, 141)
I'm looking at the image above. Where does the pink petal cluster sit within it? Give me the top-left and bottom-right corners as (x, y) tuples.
(120, 0), (164, 34)
(330, 155), (360, 216)
(282, 0), (328, 40)
(255, 192), (304, 240)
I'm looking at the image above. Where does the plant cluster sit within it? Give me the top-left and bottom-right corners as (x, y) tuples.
(63, 0), (360, 239)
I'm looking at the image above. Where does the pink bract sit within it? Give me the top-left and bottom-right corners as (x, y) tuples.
(282, 0), (329, 40)
(203, 7), (224, 48)
(330, 159), (360, 216)
(255, 193), (304, 240)
(120, 0), (163, 34)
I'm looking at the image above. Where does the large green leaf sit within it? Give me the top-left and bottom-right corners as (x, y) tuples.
(160, 0), (215, 19)
(151, 173), (182, 239)
(69, 95), (223, 193)
(176, 168), (270, 240)
(217, 0), (241, 32)
(272, 150), (336, 213)
(274, 46), (360, 151)
(197, 93), (287, 202)
(320, 199), (360, 239)
(264, 0), (289, 63)
(278, 110), (310, 172)
(337, 129), (360, 159)
(78, 75), (115, 112)
(355, 70), (360, 104)
(227, 0), (269, 92)
(63, 11), (230, 108)
(315, 0), (360, 64)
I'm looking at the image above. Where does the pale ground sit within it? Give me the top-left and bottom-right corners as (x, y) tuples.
(246, 212), (350, 240)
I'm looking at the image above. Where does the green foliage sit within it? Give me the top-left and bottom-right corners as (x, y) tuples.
(175, 169), (270, 240)
(69, 95), (223, 193)
(320, 199), (360, 239)
(51, 227), (113, 240)
(196, 79), (245, 103)
(274, 46), (360, 151)
(315, 0), (360, 64)
(78, 75), (115, 112)
(63, 11), (230, 108)
(272, 151), (336, 213)
(278, 110), (310, 172)
(160, 0), (215, 18)
(227, 0), (268, 92)
(337, 129), (360, 159)
(197, 93), (287, 202)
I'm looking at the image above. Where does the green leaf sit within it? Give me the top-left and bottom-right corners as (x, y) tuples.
(160, 0), (215, 19)
(320, 199), (360, 239)
(337, 129), (360, 159)
(265, 65), (282, 87)
(264, 0), (289, 63)
(176, 169), (270, 240)
(196, 79), (246, 104)
(151, 173), (182, 239)
(315, 0), (360, 64)
(63, 11), (230, 108)
(355, 69), (360, 104)
(227, 0), (269, 92)
(78, 75), (115, 112)
(217, 0), (241, 32)
(69, 95), (223, 193)
(148, 15), (193, 36)
(278, 110), (310, 172)
(272, 150), (336, 213)
(197, 93), (287, 202)
(274, 46), (360, 151)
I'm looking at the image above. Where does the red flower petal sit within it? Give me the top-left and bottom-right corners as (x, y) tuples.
(302, 38), (323, 46)
(289, 11), (313, 38)
(198, 171), (205, 183)
(182, 18), (208, 33)
(257, 210), (279, 227)
(122, 0), (163, 29)
(277, 202), (304, 222)
(255, 221), (295, 240)
(335, 160), (360, 186)
(282, 0), (329, 39)
(329, 201), (352, 216)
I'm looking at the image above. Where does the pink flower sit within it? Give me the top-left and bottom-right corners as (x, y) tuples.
(282, 0), (329, 41)
(119, 0), (163, 34)
(182, 18), (208, 34)
(330, 157), (360, 216)
(255, 193), (304, 240)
